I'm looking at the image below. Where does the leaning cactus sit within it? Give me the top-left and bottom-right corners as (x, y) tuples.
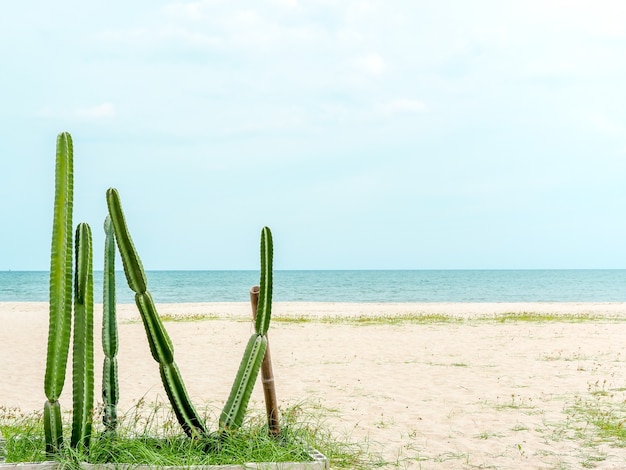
(71, 223), (95, 449)
(44, 132), (74, 455)
(220, 227), (273, 431)
(106, 187), (207, 438)
(102, 216), (119, 434)
(249, 285), (280, 435)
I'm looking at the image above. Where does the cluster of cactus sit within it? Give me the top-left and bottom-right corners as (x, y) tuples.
(44, 131), (277, 456)
(43, 133), (96, 454)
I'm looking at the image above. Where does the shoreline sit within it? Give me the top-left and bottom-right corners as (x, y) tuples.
(3, 300), (626, 319)
(3, 302), (626, 468)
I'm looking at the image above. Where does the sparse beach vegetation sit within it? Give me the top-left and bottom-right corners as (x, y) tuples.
(127, 310), (626, 326)
(0, 401), (368, 468)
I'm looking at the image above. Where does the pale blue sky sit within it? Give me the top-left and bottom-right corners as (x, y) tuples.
(2, 1), (626, 270)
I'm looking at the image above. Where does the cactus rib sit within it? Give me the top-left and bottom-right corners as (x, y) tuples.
(135, 292), (175, 364)
(44, 401), (63, 455)
(160, 363), (206, 438)
(44, 132), (74, 454)
(71, 223), (94, 449)
(102, 357), (118, 432)
(255, 227), (273, 336)
(220, 335), (268, 430)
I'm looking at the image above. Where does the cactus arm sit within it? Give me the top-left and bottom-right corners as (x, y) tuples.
(71, 223), (94, 449)
(160, 363), (207, 438)
(221, 227), (274, 431)
(102, 216), (118, 357)
(255, 227), (273, 336)
(105, 188), (147, 294)
(134, 292), (175, 364)
(220, 335), (268, 430)
(106, 188), (206, 438)
(44, 132), (74, 454)
(102, 216), (119, 433)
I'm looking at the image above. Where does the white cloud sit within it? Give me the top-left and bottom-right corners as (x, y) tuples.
(74, 103), (116, 119)
(96, 25), (222, 49)
(589, 112), (625, 137)
(36, 103), (116, 120)
(384, 99), (428, 115)
(163, 0), (223, 21)
(524, 0), (626, 38)
(269, 0), (299, 8)
(355, 53), (385, 76)
(317, 98), (428, 124)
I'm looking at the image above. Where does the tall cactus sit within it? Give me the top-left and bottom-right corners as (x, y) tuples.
(105, 188), (207, 438)
(220, 227), (273, 431)
(44, 132), (74, 455)
(71, 223), (95, 449)
(102, 216), (119, 434)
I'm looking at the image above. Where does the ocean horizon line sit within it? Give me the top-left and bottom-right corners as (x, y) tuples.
(2, 270), (626, 303)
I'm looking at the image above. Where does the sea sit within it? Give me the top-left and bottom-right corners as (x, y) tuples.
(1, 270), (626, 304)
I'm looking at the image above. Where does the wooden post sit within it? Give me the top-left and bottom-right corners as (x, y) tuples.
(250, 285), (280, 436)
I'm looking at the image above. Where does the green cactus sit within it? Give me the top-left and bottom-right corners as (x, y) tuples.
(255, 227), (273, 336)
(44, 132), (74, 454)
(105, 187), (207, 438)
(41, 134), (282, 456)
(220, 335), (268, 430)
(105, 189), (146, 294)
(71, 223), (95, 449)
(220, 227), (274, 431)
(102, 216), (119, 434)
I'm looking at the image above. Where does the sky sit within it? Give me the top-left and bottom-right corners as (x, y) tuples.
(1, 0), (626, 270)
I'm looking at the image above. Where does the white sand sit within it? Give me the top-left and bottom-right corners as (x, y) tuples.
(3, 301), (626, 469)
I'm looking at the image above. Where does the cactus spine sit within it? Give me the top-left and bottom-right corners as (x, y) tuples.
(105, 187), (206, 438)
(102, 216), (119, 434)
(71, 223), (94, 449)
(44, 132), (74, 454)
(220, 227), (273, 431)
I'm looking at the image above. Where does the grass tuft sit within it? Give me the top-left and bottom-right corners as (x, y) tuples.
(0, 400), (370, 468)
(568, 394), (626, 444)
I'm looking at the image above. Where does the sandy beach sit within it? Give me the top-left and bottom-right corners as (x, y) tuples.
(3, 301), (626, 469)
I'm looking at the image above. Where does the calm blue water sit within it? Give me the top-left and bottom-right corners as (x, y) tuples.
(1, 270), (626, 303)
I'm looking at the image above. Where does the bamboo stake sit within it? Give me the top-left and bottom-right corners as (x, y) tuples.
(250, 285), (280, 436)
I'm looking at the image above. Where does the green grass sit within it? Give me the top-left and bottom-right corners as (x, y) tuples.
(0, 401), (371, 468)
(491, 312), (615, 323)
(122, 312), (222, 324)
(274, 313), (465, 325)
(568, 394), (626, 444)
(123, 311), (626, 326)
(159, 312), (222, 322)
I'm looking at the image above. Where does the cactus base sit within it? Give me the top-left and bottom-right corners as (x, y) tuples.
(0, 438), (328, 470)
